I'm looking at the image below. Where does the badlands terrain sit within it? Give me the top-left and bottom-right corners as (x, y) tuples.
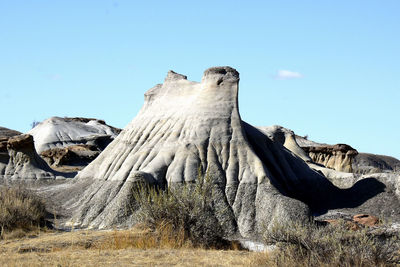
(0, 66), (399, 266)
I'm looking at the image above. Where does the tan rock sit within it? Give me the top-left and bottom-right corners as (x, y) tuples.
(41, 144), (100, 169)
(353, 214), (380, 227)
(302, 144), (358, 173)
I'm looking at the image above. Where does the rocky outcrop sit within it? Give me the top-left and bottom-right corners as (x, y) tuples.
(321, 214), (380, 231)
(26, 117), (121, 170)
(0, 126), (22, 138)
(295, 133), (400, 175)
(28, 117), (121, 154)
(302, 144), (358, 173)
(0, 127), (22, 175)
(41, 144), (101, 171)
(257, 125), (312, 162)
(0, 134), (70, 179)
(62, 67), (326, 235)
(353, 153), (400, 174)
(294, 132), (400, 175)
(353, 214), (380, 227)
(258, 127), (358, 173)
(56, 67), (395, 238)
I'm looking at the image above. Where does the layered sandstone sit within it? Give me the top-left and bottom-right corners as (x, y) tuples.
(302, 144), (358, 173)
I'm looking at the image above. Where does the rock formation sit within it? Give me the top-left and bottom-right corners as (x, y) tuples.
(293, 130), (400, 175)
(60, 67), (395, 238)
(28, 117), (121, 153)
(0, 127), (22, 175)
(259, 126), (359, 173)
(0, 134), (70, 179)
(0, 126), (22, 138)
(302, 144), (358, 173)
(40, 144), (100, 172)
(28, 117), (121, 170)
(353, 153), (400, 174)
(257, 125), (312, 162)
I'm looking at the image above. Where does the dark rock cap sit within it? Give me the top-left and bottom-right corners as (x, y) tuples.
(7, 134), (34, 150)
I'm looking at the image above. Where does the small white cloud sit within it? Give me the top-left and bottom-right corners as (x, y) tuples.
(275, 70), (303, 80)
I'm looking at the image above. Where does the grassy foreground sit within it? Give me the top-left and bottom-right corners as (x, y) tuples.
(0, 228), (262, 267)
(1, 183), (399, 266)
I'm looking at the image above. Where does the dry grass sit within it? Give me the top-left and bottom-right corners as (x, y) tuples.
(0, 228), (256, 267)
(260, 220), (400, 267)
(132, 170), (232, 249)
(0, 185), (46, 238)
(93, 223), (188, 250)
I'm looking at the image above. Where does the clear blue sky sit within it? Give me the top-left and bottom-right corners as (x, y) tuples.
(1, 1), (399, 159)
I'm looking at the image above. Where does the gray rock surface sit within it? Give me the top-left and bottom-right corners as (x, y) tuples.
(58, 67), (392, 238)
(313, 167), (400, 223)
(28, 117), (121, 154)
(257, 125), (312, 162)
(353, 153), (400, 174)
(264, 126), (400, 221)
(0, 134), (71, 180)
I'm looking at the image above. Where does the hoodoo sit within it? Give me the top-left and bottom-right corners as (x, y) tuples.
(0, 134), (67, 179)
(65, 67), (394, 237)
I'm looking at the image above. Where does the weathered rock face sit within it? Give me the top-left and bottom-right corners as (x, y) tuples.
(60, 66), (391, 238)
(0, 127), (22, 175)
(0, 134), (67, 179)
(259, 126), (358, 173)
(40, 144), (101, 172)
(294, 131), (400, 175)
(257, 125), (312, 162)
(63, 67), (330, 235)
(302, 144), (358, 173)
(353, 153), (400, 174)
(0, 138), (10, 175)
(28, 117), (121, 154)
